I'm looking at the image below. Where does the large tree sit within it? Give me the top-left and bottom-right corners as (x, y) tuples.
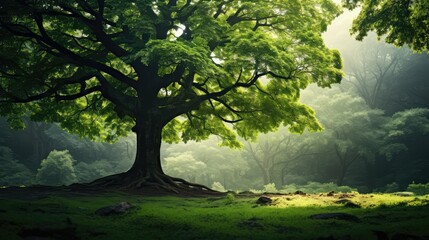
(0, 0), (342, 192)
(343, 0), (429, 52)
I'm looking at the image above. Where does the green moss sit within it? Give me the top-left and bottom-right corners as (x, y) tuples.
(0, 193), (428, 239)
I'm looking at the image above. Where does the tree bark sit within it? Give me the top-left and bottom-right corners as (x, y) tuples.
(127, 116), (164, 178)
(88, 113), (216, 194)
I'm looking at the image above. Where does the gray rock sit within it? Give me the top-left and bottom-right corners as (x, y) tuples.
(95, 202), (134, 216)
(327, 191), (335, 196)
(394, 192), (414, 196)
(256, 196), (272, 205)
(335, 199), (351, 204)
(334, 199), (361, 208)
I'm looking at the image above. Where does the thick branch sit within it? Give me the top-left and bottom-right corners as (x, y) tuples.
(0, 72), (98, 103)
(96, 73), (136, 117)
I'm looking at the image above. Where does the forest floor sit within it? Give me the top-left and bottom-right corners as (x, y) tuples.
(0, 186), (429, 240)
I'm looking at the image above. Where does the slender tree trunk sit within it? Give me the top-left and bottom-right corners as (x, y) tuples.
(263, 170), (270, 185)
(337, 165), (346, 186)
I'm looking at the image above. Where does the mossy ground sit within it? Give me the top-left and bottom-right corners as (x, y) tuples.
(0, 190), (428, 239)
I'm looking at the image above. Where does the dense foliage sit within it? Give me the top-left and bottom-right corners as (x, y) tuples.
(343, 0), (429, 52)
(36, 150), (78, 186)
(0, 1), (428, 193)
(0, 0), (343, 190)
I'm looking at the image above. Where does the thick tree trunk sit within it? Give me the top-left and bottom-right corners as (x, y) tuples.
(127, 117), (164, 178)
(88, 115), (216, 194)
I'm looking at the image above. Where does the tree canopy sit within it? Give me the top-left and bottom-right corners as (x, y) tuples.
(343, 0), (429, 52)
(0, 0), (342, 191)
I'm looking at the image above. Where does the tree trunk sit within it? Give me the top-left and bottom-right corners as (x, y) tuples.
(263, 170), (270, 185)
(337, 165), (346, 186)
(88, 115), (216, 194)
(127, 117), (164, 179)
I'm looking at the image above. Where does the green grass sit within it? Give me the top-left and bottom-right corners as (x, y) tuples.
(1, 192), (429, 239)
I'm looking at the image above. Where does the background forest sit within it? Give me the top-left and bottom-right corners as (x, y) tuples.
(1, 10), (428, 194)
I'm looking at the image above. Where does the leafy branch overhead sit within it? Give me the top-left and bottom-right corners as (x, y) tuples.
(343, 0), (429, 52)
(0, 0), (342, 146)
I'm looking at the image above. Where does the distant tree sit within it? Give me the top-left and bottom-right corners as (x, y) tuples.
(343, 0), (429, 52)
(0, 146), (33, 186)
(45, 124), (136, 172)
(243, 127), (317, 186)
(163, 137), (248, 189)
(385, 54), (429, 113)
(74, 160), (116, 183)
(36, 150), (77, 186)
(0, 0), (342, 191)
(305, 87), (385, 185)
(341, 35), (411, 110)
(381, 108), (429, 185)
(0, 117), (53, 170)
(164, 152), (206, 183)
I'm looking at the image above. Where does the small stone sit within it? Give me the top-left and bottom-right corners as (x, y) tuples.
(95, 202), (134, 216)
(338, 193), (354, 199)
(294, 190), (306, 195)
(335, 199), (351, 204)
(344, 202), (361, 208)
(334, 199), (361, 208)
(394, 192), (414, 196)
(256, 196), (272, 205)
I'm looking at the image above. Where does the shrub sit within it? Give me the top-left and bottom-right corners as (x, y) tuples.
(0, 146), (33, 186)
(384, 182), (400, 193)
(225, 193), (235, 204)
(75, 160), (115, 183)
(281, 182), (357, 194)
(36, 150), (77, 186)
(263, 183), (278, 193)
(406, 182), (429, 195)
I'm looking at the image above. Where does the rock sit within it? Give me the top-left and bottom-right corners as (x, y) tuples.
(344, 201), (361, 208)
(310, 212), (360, 222)
(335, 199), (351, 204)
(256, 196), (272, 205)
(394, 192), (414, 196)
(338, 193), (354, 199)
(95, 202), (134, 216)
(294, 190), (306, 195)
(335, 199), (361, 208)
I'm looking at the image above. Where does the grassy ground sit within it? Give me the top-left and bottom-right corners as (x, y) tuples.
(1, 190), (429, 240)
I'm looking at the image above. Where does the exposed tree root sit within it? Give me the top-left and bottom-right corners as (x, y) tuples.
(80, 172), (221, 196)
